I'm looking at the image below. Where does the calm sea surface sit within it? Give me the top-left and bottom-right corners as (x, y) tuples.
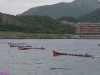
(0, 39), (100, 75)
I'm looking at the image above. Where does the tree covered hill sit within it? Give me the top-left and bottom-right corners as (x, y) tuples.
(19, 0), (100, 19)
(0, 12), (75, 34)
(0, 12), (21, 25)
(77, 8), (100, 22)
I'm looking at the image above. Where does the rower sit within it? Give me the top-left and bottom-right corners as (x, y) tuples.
(85, 53), (89, 57)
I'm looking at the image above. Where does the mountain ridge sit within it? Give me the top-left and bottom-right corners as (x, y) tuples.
(19, 0), (100, 19)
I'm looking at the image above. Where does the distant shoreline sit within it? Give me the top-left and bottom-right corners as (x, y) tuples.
(0, 31), (73, 39)
(0, 35), (100, 39)
(0, 36), (69, 39)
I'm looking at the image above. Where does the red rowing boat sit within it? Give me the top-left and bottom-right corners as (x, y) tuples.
(18, 46), (32, 50)
(53, 51), (94, 58)
(18, 46), (45, 50)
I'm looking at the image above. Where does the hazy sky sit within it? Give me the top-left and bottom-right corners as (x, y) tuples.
(0, 0), (74, 15)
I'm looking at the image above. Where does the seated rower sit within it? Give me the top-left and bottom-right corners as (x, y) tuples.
(85, 53), (90, 57)
(85, 53), (89, 57)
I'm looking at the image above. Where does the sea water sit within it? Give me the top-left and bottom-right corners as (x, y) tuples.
(0, 39), (100, 75)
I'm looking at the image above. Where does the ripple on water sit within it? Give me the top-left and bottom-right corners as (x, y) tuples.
(50, 68), (71, 70)
(35, 62), (43, 64)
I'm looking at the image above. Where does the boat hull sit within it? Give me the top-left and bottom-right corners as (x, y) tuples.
(18, 46), (45, 50)
(53, 51), (94, 58)
(9, 44), (32, 47)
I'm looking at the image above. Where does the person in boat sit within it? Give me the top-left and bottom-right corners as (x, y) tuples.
(33, 46), (35, 48)
(97, 44), (100, 46)
(85, 53), (90, 57)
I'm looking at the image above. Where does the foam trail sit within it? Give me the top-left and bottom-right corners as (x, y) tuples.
(94, 56), (100, 58)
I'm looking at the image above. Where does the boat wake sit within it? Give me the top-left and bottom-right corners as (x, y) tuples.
(94, 56), (100, 58)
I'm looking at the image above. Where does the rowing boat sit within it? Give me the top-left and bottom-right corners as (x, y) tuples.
(18, 46), (32, 50)
(18, 46), (45, 50)
(9, 43), (32, 47)
(10, 45), (32, 47)
(53, 51), (94, 58)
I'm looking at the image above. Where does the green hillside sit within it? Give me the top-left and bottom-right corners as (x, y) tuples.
(77, 8), (100, 22)
(0, 13), (75, 34)
(19, 0), (100, 19)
